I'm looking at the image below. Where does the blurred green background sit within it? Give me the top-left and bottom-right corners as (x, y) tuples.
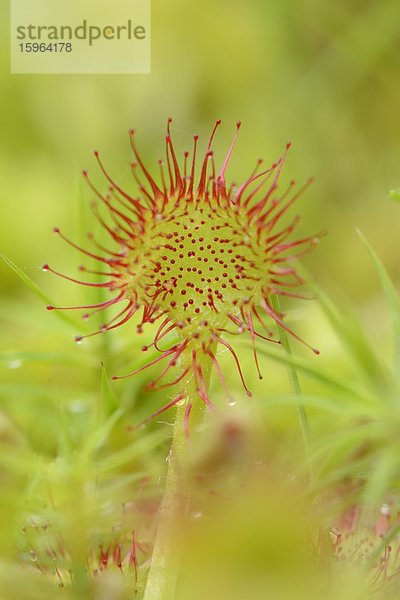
(2, 0), (400, 409)
(1, 1), (400, 597)
(1, 0), (399, 472)
(0, 0), (399, 462)
(2, 0), (400, 301)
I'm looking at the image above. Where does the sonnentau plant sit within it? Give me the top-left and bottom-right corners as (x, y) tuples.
(45, 120), (319, 418)
(44, 120), (320, 599)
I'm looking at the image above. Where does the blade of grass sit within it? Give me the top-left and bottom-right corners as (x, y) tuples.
(0, 350), (94, 366)
(270, 294), (311, 459)
(82, 407), (125, 458)
(306, 273), (387, 387)
(361, 451), (398, 508)
(253, 342), (371, 402)
(357, 228), (400, 369)
(1, 254), (84, 332)
(99, 429), (166, 473)
(262, 394), (376, 417)
(100, 363), (120, 417)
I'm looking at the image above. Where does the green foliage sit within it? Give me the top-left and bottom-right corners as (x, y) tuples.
(1, 1), (400, 593)
(2, 210), (400, 598)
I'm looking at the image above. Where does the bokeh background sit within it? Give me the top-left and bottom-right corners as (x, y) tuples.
(2, 0), (400, 432)
(2, 0), (400, 299)
(1, 1), (400, 597)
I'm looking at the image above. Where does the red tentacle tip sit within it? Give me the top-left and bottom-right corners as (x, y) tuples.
(93, 150), (99, 157)
(82, 170), (88, 178)
(53, 227), (60, 234)
(168, 117), (173, 124)
(141, 346), (148, 352)
(236, 121), (242, 130)
(286, 142), (292, 150)
(246, 390), (252, 398)
(46, 305), (54, 310)
(216, 119), (222, 126)
(75, 336), (83, 343)
(111, 376), (118, 381)
(42, 264), (49, 272)
(128, 128), (135, 136)
(312, 348), (320, 355)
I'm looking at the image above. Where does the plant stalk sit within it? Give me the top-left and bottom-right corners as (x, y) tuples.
(143, 350), (215, 600)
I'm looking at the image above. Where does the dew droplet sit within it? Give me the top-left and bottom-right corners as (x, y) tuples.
(68, 400), (87, 414)
(228, 399), (236, 407)
(8, 359), (22, 370)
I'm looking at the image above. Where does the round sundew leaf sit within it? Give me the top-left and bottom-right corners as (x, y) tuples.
(48, 122), (319, 417)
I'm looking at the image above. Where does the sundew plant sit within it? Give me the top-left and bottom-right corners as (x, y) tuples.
(45, 121), (321, 597)
(1, 120), (400, 600)
(46, 121), (320, 415)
